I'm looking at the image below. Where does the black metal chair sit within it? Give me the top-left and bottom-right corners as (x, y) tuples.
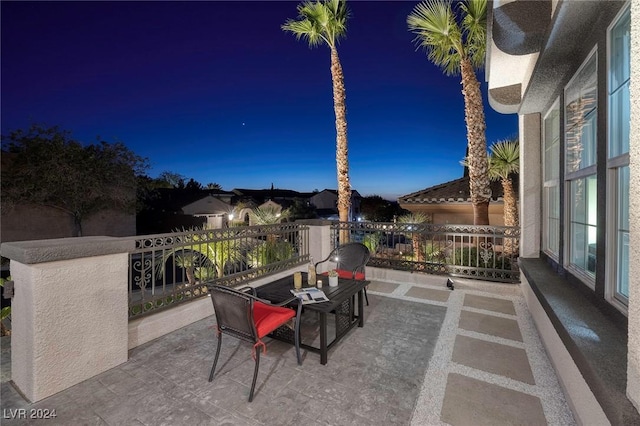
(207, 285), (302, 402)
(315, 242), (371, 305)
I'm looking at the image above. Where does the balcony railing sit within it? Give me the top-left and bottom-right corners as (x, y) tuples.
(128, 220), (520, 318)
(128, 223), (309, 318)
(331, 221), (520, 283)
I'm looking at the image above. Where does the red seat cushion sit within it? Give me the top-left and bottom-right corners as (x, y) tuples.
(253, 301), (295, 338)
(322, 269), (365, 280)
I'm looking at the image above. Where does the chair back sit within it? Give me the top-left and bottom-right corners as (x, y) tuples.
(332, 243), (370, 274)
(208, 285), (257, 343)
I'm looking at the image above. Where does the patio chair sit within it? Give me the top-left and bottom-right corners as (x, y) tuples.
(315, 242), (371, 305)
(207, 285), (302, 402)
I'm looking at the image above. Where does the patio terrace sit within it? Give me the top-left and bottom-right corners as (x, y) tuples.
(1, 275), (575, 425)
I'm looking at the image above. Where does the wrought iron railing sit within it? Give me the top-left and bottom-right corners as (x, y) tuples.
(128, 223), (309, 318)
(331, 221), (520, 283)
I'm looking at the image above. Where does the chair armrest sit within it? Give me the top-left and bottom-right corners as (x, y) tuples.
(237, 286), (257, 296)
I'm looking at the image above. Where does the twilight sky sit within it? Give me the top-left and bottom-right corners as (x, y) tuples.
(1, 1), (517, 200)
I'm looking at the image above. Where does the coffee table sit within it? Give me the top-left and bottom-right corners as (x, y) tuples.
(255, 272), (369, 365)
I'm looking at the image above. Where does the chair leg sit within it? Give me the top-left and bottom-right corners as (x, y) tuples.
(294, 302), (302, 365)
(364, 286), (369, 306)
(248, 348), (260, 402)
(294, 319), (302, 366)
(208, 334), (223, 382)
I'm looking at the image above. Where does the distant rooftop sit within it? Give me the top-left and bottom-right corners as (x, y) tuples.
(398, 176), (516, 204)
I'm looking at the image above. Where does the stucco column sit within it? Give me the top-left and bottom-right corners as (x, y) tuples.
(519, 113), (542, 258)
(627, 0), (640, 411)
(297, 219), (333, 271)
(1, 237), (132, 402)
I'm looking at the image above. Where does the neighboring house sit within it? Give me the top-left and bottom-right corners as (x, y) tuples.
(398, 175), (516, 225)
(309, 189), (362, 221)
(487, 0), (638, 423)
(181, 195), (233, 229)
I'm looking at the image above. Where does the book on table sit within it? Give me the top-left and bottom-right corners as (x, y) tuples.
(290, 287), (329, 304)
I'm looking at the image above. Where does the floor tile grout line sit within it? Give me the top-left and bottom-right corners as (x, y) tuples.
(460, 306), (518, 319)
(448, 361), (539, 395)
(456, 328), (526, 349)
(409, 289), (464, 426)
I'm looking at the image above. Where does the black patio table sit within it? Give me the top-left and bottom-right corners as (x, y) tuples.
(255, 272), (369, 365)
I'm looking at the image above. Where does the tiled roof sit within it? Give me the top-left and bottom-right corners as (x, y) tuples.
(399, 176), (517, 204)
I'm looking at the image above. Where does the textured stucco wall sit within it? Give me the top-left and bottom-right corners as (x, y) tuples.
(519, 113), (542, 258)
(627, 0), (640, 412)
(10, 253), (128, 402)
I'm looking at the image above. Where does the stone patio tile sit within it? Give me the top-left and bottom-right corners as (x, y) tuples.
(441, 373), (546, 426)
(463, 294), (516, 315)
(368, 281), (399, 293)
(452, 335), (535, 384)
(405, 286), (451, 302)
(458, 309), (523, 341)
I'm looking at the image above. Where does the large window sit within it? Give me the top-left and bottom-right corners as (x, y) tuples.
(607, 5), (630, 305)
(565, 51), (597, 282)
(543, 102), (560, 257)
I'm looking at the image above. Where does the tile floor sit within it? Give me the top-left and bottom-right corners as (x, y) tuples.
(0, 276), (576, 425)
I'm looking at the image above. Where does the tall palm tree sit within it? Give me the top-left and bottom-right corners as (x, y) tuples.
(408, 0), (491, 225)
(283, 0), (352, 243)
(489, 138), (519, 254)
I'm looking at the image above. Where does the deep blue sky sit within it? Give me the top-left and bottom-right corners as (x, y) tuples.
(1, 1), (517, 200)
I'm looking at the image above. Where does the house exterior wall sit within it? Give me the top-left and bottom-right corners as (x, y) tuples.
(627, 0), (639, 410)
(1, 203), (135, 243)
(310, 191), (338, 211)
(181, 195), (231, 216)
(519, 113), (542, 258)
(403, 203), (507, 226)
(488, 0), (638, 415)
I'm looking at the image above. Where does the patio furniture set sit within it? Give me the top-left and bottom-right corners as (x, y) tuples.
(207, 243), (371, 402)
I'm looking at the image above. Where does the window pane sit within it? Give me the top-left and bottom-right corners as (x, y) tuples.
(609, 81), (630, 157)
(569, 175), (597, 276)
(566, 53), (597, 173)
(610, 9), (630, 91)
(609, 6), (631, 159)
(545, 185), (559, 255)
(616, 166), (629, 299)
(544, 106), (560, 181)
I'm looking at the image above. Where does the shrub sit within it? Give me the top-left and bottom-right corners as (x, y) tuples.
(452, 247), (511, 270)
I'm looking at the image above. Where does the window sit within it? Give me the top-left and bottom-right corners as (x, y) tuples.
(543, 102), (560, 257)
(607, 5), (630, 305)
(564, 51), (597, 282)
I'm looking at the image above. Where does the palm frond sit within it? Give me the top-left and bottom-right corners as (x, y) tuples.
(282, 0), (349, 48)
(488, 139), (519, 180)
(397, 212), (431, 224)
(407, 0), (463, 76)
(459, 0), (487, 69)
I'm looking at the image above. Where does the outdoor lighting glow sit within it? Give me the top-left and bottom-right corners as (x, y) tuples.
(228, 213), (234, 221)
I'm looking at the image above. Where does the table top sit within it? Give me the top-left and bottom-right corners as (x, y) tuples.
(255, 272), (369, 313)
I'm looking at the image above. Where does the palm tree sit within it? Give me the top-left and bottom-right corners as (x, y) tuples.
(397, 212), (432, 262)
(248, 206), (294, 265)
(283, 0), (352, 243)
(408, 0), (491, 225)
(488, 138), (519, 255)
